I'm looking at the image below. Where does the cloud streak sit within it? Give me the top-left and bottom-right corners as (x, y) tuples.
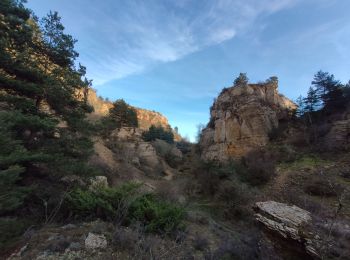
(70, 0), (298, 85)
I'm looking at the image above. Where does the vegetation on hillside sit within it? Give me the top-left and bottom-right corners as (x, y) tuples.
(66, 183), (185, 234)
(296, 71), (350, 119)
(0, 0), (99, 248)
(0, 2), (185, 253)
(142, 125), (174, 144)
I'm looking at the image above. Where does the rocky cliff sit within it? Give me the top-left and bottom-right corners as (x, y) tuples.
(322, 109), (350, 151)
(199, 81), (296, 161)
(85, 89), (170, 130)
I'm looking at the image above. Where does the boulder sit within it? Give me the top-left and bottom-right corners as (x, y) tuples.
(254, 201), (320, 258)
(84, 232), (107, 250)
(89, 176), (108, 190)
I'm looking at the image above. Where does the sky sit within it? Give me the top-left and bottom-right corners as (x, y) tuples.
(26, 0), (350, 141)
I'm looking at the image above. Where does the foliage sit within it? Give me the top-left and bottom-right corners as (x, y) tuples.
(129, 194), (185, 234)
(311, 71), (347, 112)
(66, 182), (141, 221)
(66, 183), (185, 234)
(0, 0), (97, 243)
(296, 71), (350, 119)
(176, 140), (192, 154)
(0, 218), (30, 250)
(0, 166), (29, 214)
(109, 99), (138, 128)
(297, 71), (349, 119)
(233, 73), (249, 87)
(304, 87), (320, 113)
(278, 154), (329, 171)
(265, 76), (278, 84)
(142, 125), (174, 144)
(195, 123), (205, 143)
(303, 177), (339, 197)
(96, 99), (138, 136)
(242, 149), (276, 186)
(215, 180), (252, 220)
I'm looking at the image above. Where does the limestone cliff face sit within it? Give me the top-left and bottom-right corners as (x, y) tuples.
(322, 109), (350, 150)
(86, 88), (170, 131)
(199, 81), (296, 161)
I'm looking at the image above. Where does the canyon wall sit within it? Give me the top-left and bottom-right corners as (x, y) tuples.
(85, 89), (170, 130)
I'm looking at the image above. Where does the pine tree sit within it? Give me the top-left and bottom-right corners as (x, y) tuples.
(234, 73), (249, 87)
(0, 0), (96, 224)
(109, 99), (138, 128)
(304, 87), (320, 113)
(266, 76), (278, 84)
(295, 95), (305, 117)
(311, 71), (346, 112)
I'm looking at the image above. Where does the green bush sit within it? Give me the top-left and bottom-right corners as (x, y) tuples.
(142, 125), (174, 144)
(0, 218), (30, 250)
(129, 194), (185, 234)
(66, 183), (185, 234)
(66, 182), (140, 221)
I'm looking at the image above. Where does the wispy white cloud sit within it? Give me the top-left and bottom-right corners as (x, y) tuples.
(72, 0), (298, 85)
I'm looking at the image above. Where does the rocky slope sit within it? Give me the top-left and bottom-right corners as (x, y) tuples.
(199, 81), (297, 161)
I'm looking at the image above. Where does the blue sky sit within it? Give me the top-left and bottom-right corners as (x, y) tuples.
(26, 0), (350, 141)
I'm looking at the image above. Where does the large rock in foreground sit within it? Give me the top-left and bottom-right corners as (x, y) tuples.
(254, 201), (320, 259)
(199, 81), (296, 161)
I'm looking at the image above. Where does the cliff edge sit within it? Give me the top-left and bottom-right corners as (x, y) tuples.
(85, 88), (170, 131)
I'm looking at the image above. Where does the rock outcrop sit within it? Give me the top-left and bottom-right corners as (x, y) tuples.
(108, 127), (179, 179)
(199, 81), (296, 161)
(254, 201), (320, 259)
(322, 110), (350, 151)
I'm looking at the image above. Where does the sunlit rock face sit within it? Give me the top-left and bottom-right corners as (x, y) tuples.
(199, 81), (297, 161)
(85, 88), (169, 129)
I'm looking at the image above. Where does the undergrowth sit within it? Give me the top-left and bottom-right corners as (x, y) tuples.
(66, 182), (185, 235)
(278, 154), (329, 170)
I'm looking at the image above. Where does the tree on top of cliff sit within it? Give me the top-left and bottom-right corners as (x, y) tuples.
(109, 99), (138, 128)
(234, 73), (249, 87)
(97, 99), (138, 136)
(266, 76), (278, 84)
